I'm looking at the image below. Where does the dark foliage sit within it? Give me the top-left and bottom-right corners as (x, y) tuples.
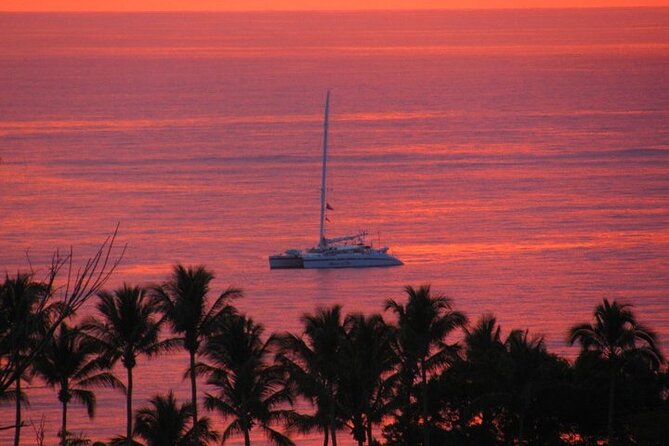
(3, 265), (667, 446)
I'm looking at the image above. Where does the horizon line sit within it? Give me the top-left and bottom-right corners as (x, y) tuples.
(3, 5), (669, 13)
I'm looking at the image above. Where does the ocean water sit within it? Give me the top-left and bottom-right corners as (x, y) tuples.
(1, 8), (669, 445)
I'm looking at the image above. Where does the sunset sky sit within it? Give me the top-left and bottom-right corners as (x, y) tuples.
(2, 0), (669, 11)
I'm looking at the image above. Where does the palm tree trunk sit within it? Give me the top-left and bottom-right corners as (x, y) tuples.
(126, 366), (133, 445)
(13, 379), (21, 446)
(325, 381), (338, 446)
(518, 411), (525, 446)
(61, 399), (68, 446)
(421, 362), (430, 446)
(608, 368), (616, 443)
(353, 415), (365, 446)
(323, 424), (329, 446)
(329, 398), (338, 446)
(364, 406), (373, 446)
(243, 427), (251, 446)
(402, 367), (412, 446)
(189, 350), (198, 432)
(366, 419), (373, 446)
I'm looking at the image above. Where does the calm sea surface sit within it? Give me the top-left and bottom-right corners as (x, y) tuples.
(1, 8), (669, 445)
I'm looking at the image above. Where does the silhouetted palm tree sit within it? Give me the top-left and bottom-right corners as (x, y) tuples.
(83, 284), (175, 445)
(0, 229), (123, 401)
(385, 285), (467, 446)
(34, 323), (124, 446)
(134, 391), (219, 446)
(504, 329), (552, 445)
(152, 264), (241, 434)
(202, 315), (294, 446)
(569, 298), (663, 443)
(0, 273), (51, 446)
(461, 314), (507, 439)
(431, 316), (569, 444)
(339, 313), (397, 446)
(464, 314), (505, 361)
(276, 306), (346, 446)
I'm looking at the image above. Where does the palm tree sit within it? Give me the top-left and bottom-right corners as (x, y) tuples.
(504, 329), (552, 445)
(568, 298), (663, 443)
(0, 273), (51, 446)
(339, 313), (397, 446)
(276, 306), (346, 446)
(83, 284), (175, 445)
(460, 314), (507, 440)
(446, 317), (567, 444)
(152, 264), (241, 434)
(202, 314), (294, 446)
(34, 323), (125, 446)
(134, 391), (219, 446)
(0, 229), (124, 400)
(384, 285), (467, 446)
(464, 314), (505, 362)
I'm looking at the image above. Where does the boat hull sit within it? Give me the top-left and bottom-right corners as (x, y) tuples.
(302, 254), (403, 269)
(269, 255), (304, 269)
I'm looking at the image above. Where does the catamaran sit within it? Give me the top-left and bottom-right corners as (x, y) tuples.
(268, 91), (403, 269)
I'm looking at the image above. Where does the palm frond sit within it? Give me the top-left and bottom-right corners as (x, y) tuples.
(261, 425), (295, 446)
(185, 416), (219, 445)
(203, 393), (238, 417)
(109, 435), (142, 446)
(71, 389), (96, 417)
(219, 419), (244, 444)
(77, 372), (126, 393)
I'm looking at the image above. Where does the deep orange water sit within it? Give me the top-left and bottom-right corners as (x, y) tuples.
(1, 8), (669, 445)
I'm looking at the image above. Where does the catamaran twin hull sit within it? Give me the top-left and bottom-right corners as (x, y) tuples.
(269, 248), (403, 269)
(302, 253), (403, 269)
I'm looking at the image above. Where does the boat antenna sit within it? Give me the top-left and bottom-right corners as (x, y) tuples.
(319, 90), (330, 248)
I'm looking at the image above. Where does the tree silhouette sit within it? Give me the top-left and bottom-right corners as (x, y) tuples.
(568, 298), (663, 443)
(202, 315), (294, 446)
(152, 264), (241, 435)
(276, 306), (346, 446)
(466, 314), (507, 440)
(504, 329), (562, 445)
(385, 285), (467, 446)
(464, 314), (505, 362)
(83, 284), (175, 445)
(0, 227), (124, 396)
(34, 323), (124, 446)
(134, 391), (219, 446)
(0, 273), (51, 446)
(339, 313), (397, 446)
(425, 315), (570, 445)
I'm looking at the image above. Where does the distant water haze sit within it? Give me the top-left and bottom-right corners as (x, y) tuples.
(1, 8), (669, 445)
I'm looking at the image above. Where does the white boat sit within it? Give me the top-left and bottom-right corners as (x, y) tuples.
(301, 231), (403, 269)
(268, 91), (403, 270)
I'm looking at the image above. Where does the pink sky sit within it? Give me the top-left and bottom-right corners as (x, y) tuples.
(2, 0), (669, 11)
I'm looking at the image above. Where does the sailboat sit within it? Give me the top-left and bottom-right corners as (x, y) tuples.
(268, 91), (403, 269)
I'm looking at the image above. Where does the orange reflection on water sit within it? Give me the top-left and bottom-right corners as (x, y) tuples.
(2, 8), (669, 446)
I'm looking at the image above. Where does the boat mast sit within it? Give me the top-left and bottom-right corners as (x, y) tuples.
(318, 90), (330, 248)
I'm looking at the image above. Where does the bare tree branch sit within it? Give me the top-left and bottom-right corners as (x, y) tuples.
(0, 225), (126, 394)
